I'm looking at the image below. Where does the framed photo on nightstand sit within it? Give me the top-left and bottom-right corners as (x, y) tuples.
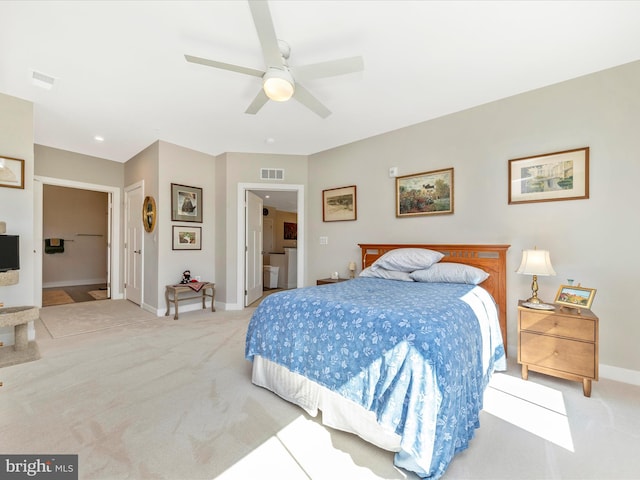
(554, 285), (596, 310)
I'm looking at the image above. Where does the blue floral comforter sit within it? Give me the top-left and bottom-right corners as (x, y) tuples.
(245, 277), (506, 478)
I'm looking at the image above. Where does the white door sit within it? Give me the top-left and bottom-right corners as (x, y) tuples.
(125, 185), (143, 305)
(106, 192), (113, 298)
(245, 191), (263, 306)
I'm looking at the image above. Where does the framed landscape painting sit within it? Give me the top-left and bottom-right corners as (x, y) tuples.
(508, 147), (589, 205)
(322, 185), (357, 222)
(554, 284), (596, 310)
(396, 168), (454, 217)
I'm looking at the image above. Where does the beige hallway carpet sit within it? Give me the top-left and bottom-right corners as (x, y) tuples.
(1, 302), (639, 479)
(40, 300), (155, 338)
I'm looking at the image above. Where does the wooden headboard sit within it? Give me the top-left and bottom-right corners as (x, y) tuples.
(359, 243), (510, 356)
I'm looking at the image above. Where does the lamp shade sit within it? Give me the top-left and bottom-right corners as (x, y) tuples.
(263, 68), (294, 102)
(516, 249), (556, 276)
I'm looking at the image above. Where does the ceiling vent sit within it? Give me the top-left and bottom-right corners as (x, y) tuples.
(260, 168), (284, 181)
(31, 70), (55, 90)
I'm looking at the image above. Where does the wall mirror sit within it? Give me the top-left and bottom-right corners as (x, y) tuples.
(142, 195), (157, 232)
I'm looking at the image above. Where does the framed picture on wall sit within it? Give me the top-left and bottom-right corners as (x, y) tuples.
(396, 168), (454, 217)
(508, 147), (589, 205)
(172, 225), (201, 250)
(171, 183), (202, 222)
(0, 156), (25, 189)
(283, 222), (297, 240)
(322, 185), (357, 222)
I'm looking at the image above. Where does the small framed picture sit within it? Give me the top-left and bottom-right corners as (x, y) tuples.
(172, 225), (202, 250)
(508, 147), (589, 205)
(396, 168), (453, 217)
(554, 285), (596, 310)
(322, 185), (357, 222)
(171, 183), (202, 223)
(283, 221), (297, 240)
(0, 156), (25, 189)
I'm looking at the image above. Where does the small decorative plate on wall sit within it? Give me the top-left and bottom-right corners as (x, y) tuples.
(142, 195), (157, 232)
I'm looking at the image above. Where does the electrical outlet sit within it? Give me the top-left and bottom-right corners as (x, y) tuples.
(320, 236), (328, 245)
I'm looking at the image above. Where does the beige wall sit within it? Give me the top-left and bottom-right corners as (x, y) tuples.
(125, 141), (160, 309)
(219, 152), (308, 308)
(35, 144), (124, 187)
(35, 144), (126, 294)
(42, 185), (108, 287)
(0, 93), (34, 346)
(308, 60), (640, 376)
(157, 141), (216, 312)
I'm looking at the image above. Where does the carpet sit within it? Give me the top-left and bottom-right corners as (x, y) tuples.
(42, 289), (75, 307)
(39, 299), (156, 338)
(88, 289), (108, 300)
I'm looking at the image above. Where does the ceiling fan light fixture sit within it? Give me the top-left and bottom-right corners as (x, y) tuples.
(263, 68), (294, 102)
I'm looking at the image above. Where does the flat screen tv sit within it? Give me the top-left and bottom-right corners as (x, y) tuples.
(0, 235), (20, 272)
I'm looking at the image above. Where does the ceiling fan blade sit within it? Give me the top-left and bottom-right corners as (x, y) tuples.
(185, 54), (264, 78)
(291, 56), (364, 82)
(248, 1), (282, 68)
(293, 84), (331, 118)
(245, 89), (270, 115)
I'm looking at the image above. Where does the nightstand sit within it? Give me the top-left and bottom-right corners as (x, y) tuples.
(517, 300), (598, 397)
(316, 278), (350, 285)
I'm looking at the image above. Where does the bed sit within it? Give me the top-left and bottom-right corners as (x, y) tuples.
(245, 243), (509, 478)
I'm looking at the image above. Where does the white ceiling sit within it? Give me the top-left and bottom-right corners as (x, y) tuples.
(1, 1), (640, 164)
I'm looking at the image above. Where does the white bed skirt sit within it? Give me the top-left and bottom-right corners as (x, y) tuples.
(251, 355), (402, 452)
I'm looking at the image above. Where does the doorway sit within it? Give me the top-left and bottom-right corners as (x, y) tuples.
(41, 184), (109, 306)
(34, 176), (122, 307)
(237, 183), (304, 309)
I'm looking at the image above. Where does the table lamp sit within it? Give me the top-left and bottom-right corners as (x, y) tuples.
(348, 261), (356, 279)
(516, 248), (556, 304)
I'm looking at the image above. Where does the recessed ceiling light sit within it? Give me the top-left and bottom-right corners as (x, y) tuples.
(94, 135), (105, 142)
(265, 137), (275, 144)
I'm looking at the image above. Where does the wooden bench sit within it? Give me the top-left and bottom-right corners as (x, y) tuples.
(165, 282), (215, 320)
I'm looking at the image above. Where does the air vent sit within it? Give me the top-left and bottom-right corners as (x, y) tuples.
(260, 168), (284, 181)
(31, 70), (55, 90)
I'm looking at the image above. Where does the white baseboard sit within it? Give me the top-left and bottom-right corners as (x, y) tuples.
(43, 278), (107, 288)
(600, 363), (640, 386)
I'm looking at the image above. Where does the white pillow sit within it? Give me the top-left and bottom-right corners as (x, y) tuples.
(359, 266), (414, 282)
(371, 248), (444, 272)
(410, 263), (489, 285)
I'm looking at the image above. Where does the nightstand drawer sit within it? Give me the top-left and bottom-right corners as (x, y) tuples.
(520, 332), (595, 378)
(520, 310), (595, 341)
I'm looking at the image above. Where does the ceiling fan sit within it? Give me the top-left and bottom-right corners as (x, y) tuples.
(185, 0), (364, 118)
